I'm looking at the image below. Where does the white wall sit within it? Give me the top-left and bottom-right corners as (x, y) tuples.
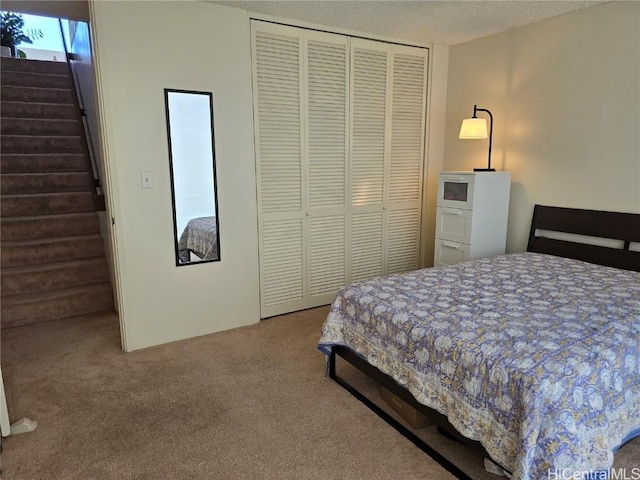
(18, 47), (65, 61)
(444, 1), (640, 252)
(421, 44), (449, 268)
(90, 1), (260, 350)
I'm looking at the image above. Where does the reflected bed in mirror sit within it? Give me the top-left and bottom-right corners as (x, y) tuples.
(165, 89), (220, 266)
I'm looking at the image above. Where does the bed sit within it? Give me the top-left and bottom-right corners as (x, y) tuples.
(177, 216), (219, 263)
(318, 205), (640, 479)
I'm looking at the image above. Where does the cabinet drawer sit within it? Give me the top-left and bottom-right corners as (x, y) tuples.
(434, 238), (470, 266)
(435, 207), (473, 243)
(437, 174), (475, 210)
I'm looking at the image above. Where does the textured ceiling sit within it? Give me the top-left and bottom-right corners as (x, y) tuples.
(212, 0), (609, 45)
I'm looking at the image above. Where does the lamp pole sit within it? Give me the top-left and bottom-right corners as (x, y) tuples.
(472, 105), (494, 171)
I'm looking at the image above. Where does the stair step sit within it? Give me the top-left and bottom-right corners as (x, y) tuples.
(1, 85), (73, 104)
(1, 71), (70, 89)
(1, 118), (80, 136)
(1, 257), (110, 296)
(1, 212), (101, 241)
(0, 101), (77, 120)
(1, 58), (69, 75)
(1, 282), (114, 329)
(1, 154), (87, 173)
(1, 191), (95, 217)
(1, 172), (91, 194)
(1, 234), (105, 267)
(1, 135), (83, 154)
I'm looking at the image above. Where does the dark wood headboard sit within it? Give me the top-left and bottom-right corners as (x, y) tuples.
(527, 205), (640, 272)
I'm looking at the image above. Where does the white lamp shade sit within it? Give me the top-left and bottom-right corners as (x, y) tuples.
(459, 118), (488, 139)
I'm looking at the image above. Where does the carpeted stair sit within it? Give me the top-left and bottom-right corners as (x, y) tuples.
(1, 57), (114, 329)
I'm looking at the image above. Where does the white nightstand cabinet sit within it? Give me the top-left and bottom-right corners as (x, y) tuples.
(434, 172), (511, 267)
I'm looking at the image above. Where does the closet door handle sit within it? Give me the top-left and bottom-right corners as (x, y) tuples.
(442, 241), (461, 249)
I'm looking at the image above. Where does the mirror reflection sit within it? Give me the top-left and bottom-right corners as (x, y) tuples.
(165, 89), (220, 266)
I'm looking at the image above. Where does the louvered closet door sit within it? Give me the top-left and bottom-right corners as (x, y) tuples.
(386, 47), (428, 275)
(252, 24), (306, 318)
(349, 39), (388, 283)
(254, 22), (429, 317)
(305, 31), (349, 307)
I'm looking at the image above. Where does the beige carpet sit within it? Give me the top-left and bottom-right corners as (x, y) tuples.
(1, 307), (638, 479)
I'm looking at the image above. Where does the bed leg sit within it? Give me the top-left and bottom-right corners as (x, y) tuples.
(328, 348), (336, 379)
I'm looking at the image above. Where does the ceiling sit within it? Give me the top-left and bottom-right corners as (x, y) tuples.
(1, 0), (609, 46)
(212, 0), (609, 46)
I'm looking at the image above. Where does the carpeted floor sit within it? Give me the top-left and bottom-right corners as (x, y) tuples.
(1, 307), (639, 479)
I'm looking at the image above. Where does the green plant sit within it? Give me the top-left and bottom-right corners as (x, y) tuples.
(0, 11), (43, 54)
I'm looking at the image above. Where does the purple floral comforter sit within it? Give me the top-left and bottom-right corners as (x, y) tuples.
(319, 253), (640, 479)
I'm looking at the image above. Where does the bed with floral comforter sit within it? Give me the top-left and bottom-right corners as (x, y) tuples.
(319, 252), (640, 479)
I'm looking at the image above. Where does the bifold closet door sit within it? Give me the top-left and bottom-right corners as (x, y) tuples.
(385, 45), (428, 275)
(253, 22), (348, 317)
(253, 22), (427, 318)
(305, 31), (349, 308)
(349, 39), (428, 281)
(253, 24), (306, 318)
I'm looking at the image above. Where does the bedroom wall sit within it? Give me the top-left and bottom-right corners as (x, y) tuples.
(90, 1), (260, 350)
(421, 44), (449, 267)
(444, 1), (640, 252)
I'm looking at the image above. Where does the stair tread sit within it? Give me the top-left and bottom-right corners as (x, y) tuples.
(1, 59), (69, 71)
(1, 99), (75, 106)
(3, 71), (68, 78)
(2, 191), (92, 198)
(0, 152), (85, 155)
(1, 134), (81, 138)
(1, 212), (98, 223)
(1, 257), (107, 276)
(2, 85), (71, 91)
(1, 171), (86, 176)
(1, 172), (87, 178)
(0, 117), (77, 122)
(2, 233), (103, 247)
(1, 282), (112, 305)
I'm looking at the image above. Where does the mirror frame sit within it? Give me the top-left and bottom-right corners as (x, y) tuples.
(164, 88), (221, 267)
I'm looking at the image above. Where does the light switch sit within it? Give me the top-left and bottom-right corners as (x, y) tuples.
(141, 171), (153, 189)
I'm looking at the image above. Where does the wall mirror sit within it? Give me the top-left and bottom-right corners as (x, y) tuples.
(165, 89), (220, 266)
